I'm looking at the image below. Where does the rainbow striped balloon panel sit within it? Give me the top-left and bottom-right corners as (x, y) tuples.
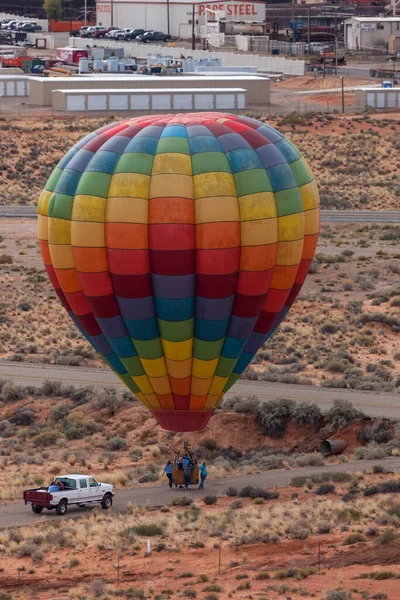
(38, 113), (320, 432)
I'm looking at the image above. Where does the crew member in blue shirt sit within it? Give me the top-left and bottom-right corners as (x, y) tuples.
(199, 461), (208, 490)
(164, 461), (173, 489)
(182, 455), (193, 490)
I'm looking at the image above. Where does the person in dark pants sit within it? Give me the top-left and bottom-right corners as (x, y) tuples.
(182, 455), (192, 490)
(199, 462), (208, 489)
(164, 461), (173, 489)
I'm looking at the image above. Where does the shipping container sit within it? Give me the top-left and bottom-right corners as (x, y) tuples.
(56, 47), (88, 65)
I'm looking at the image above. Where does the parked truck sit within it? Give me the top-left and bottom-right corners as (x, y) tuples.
(56, 47), (88, 66)
(23, 474), (114, 515)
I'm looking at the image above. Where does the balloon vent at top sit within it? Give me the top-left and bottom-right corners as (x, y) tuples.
(38, 113), (320, 432)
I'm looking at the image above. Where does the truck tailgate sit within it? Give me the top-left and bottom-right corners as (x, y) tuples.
(24, 489), (51, 505)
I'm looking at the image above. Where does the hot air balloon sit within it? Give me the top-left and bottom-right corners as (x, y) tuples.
(38, 113), (320, 432)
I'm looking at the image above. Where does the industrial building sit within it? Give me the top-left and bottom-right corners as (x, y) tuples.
(344, 17), (400, 50)
(96, 0), (266, 38)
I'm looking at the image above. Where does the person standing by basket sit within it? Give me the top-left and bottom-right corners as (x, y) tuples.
(199, 462), (208, 490)
(182, 454), (193, 490)
(164, 461), (173, 489)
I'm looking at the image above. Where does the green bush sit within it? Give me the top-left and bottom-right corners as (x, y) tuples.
(11, 406), (35, 426)
(33, 429), (60, 448)
(133, 524), (163, 536)
(203, 495), (218, 506)
(170, 496), (193, 506)
(326, 399), (365, 429)
(359, 420), (392, 444)
(226, 486), (237, 497)
(325, 590), (348, 600)
(342, 533), (367, 545)
(291, 401), (322, 427)
(238, 486), (279, 500)
(316, 483), (335, 495)
(107, 436), (128, 451)
(258, 398), (295, 437)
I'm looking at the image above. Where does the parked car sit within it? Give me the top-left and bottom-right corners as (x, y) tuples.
(123, 28), (146, 40)
(106, 28), (125, 39)
(79, 26), (90, 37)
(17, 23), (41, 32)
(3, 20), (18, 30)
(137, 30), (172, 43)
(104, 26), (120, 38)
(86, 26), (109, 38)
(24, 474), (115, 515)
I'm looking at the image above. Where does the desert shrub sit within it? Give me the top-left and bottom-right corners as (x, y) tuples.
(291, 476), (307, 487)
(258, 398), (295, 437)
(238, 486), (279, 500)
(130, 448), (143, 462)
(203, 495), (218, 506)
(355, 444), (388, 461)
(88, 579), (107, 597)
(316, 483), (335, 495)
(377, 529), (398, 544)
(11, 406), (35, 426)
(52, 403), (70, 422)
(182, 590), (197, 598)
(133, 524), (163, 536)
(155, 542), (166, 552)
(326, 399), (365, 429)
(0, 254), (13, 264)
(199, 438), (218, 451)
(138, 473), (159, 483)
(170, 496), (193, 506)
(203, 584), (223, 592)
(107, 436), (128, 451)
(359, 420), (392, 444)
(317, 521), (332, 534)
(364, 479), (400, 496)
(342, 533), (366, 545)
(33, 429), (60, 448)
(17, 542), (37, 557)
(221, 394), (261, 414)
(288, 519), (311, 540)
(320, 322), (341, 335)
(69, 557), (80, 567)
(290, 401), (322, 427)
(0, 382), (22, 402)
(125, 589), (145, 599)
(254, 571), (270, 580)
(325, 590), (348, 600)
(331, 472), (351, 482)
(291, 452), (324, 467)
(70, 385), (93, 405)
(94, 387), (125, 416)
(230, 499), (244, 510)
(360, 572), (396, 580)
(372, 464), (385, 474)
(226, 486), (238, 497)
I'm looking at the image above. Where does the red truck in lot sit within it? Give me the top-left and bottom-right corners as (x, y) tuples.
(56, 47), (88, 66)
(24, 474), (114, 515)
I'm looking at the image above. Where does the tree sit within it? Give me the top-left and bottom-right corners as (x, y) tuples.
(43, 0), (62, 20)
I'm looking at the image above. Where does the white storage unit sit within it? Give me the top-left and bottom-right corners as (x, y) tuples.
(0, 76), (29, 97)
(355, 87), (400, 110)
(52, 87), (247, 113)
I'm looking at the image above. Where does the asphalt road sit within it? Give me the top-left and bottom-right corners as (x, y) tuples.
(4, 457), (400, 529)
(1, 206), (400, 223)
(0, 361), (399, 419)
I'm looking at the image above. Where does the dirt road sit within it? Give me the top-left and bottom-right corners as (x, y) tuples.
(3, 457), (400, 529)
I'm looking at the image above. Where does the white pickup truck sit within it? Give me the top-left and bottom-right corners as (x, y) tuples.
(23, 474), (115, 515)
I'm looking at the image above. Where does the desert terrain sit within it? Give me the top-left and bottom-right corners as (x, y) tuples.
(0, 113), (399, 210)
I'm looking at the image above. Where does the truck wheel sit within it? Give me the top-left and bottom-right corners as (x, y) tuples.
(32, 505), (43, 514)
(56, 500), (68, 516)
(101, 494), (113, 509)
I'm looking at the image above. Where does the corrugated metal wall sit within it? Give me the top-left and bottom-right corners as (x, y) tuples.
(29, 75), (269, 105)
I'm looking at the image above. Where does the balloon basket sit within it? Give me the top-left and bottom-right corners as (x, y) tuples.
(151, 410), (214, 432)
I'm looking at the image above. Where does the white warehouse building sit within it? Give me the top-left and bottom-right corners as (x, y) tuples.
(96, 0), (266, 38)
(344, 16), (400, 50)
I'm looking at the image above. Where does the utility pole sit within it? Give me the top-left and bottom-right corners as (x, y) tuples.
(341, 76), (344, 113)
(307, 6), (311, 55)
(167, 0), (170, 36)
(192, 3), (195, 50)
(111, 0), (114, 28)
(334, 7), (338, 76)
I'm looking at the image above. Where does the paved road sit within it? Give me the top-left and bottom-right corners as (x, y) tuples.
(0, 361), (399, 419)
(4, 457), (400, 529)
(1, 206), (400, 223)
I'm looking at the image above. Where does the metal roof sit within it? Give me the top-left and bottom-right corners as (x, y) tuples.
(346, 16), (400, 22)
(52, 87), (247, 93)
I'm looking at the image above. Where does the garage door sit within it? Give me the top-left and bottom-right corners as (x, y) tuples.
(16, 81), (26, 96)
(173, 93), (192, 110)
(387, 93), (397, 108)
(6, 81), (15, 96)
(152, 94), (171, 110)
(87, 95), (107, 111)
(66, 95), (86, 111)
(194, 94), (214, 110)
(131, 94), (150, 110)
(377, 93), (385, 109)
(237, 93), (246, 109)
(109, 94), (128, 110)
(216, 93), (235, 109)
(366, 92), (375, 108)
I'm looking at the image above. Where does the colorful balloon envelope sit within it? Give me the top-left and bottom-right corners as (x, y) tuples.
(38, 113), (320, 432)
